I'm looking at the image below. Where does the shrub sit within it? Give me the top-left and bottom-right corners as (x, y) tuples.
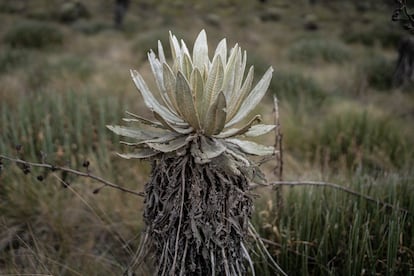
(71, 19), (108, 35)
(342, 22), (403, 48)
(0, 48), (28, 73)
(361, 55), (394, 91)
(3, 21), (63, 49)
(288, 38), (351, 64)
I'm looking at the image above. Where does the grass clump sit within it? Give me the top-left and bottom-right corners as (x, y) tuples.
(307, 105), (412, 172)
(3, 21), (63, 49)
(254, 172), (414, 275)
(288, 38), (351, 64)
(0, 91), (123, 164)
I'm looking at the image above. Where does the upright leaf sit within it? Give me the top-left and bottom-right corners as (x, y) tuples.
(204, 55), (224, 114)
(175, 71), (201, 130)
(226, 66), (273, 127)
(192, 29), (208, 71)
(204, 92), (227, 135)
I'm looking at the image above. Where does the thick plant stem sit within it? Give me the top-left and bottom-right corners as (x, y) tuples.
(139, 154), (254, 275)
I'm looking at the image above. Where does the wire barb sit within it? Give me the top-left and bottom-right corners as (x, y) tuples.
(0, 154), (144, 197)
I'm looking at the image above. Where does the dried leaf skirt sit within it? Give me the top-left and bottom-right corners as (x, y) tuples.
(139, 155), (254, 275)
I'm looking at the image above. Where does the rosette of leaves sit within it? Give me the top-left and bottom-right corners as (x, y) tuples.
(108, 30), (279, 275)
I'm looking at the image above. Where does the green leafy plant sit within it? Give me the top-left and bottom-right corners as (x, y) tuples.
(107, 30), (281, 275)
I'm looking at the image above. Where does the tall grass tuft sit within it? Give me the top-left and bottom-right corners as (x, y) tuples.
(307, 105), (413, 172)
(254, 172), (414, 275)
(0, 90), (123, 166)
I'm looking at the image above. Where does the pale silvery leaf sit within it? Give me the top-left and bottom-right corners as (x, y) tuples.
(181, 53), (193, 80)
(224, 147), (250, 166)
(192, 29), (208, 71)
(148, 50), (164, 92)
(199, 136), (226, 159)
(226, 66), (273, 127)
(175, 71), (201, 130)
(180, 39), (191, 58)
(120, 132), (181, 146)
(226, 138), (275, 156)
(169, 31), (181, 61)
(157, 40), (166, 64)
(214, 38), (227, 64)
(106, 125), (161, 140)
(148, 51), (176, 112)
(237, 51), (247, 91)
(244, 124), (276, 137)
(153, 111), (192, 134)
(117, 148), (158, 159)
(204, 55), (224, 111)
(130, 69), (184, 125)
(227, 66), (254, 120)
(146, 136), (189, 152)
(191, 136), (225, 164)
(125, 111), (164, 128)
(190, 68), (205, 122)
(204, 91), (227, 135)
(162, 63), (180, 113)
(222, 44), (239, 100)
(214, 115), (261, 138)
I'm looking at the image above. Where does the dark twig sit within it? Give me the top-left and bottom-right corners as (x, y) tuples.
(0, 154), (144, 197)
(272, 95), (284, 224)
(268, 181), (409, 214)
(392, 0), (414, 34)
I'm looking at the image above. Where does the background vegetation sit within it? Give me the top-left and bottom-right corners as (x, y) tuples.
(0, 0), (413, 275)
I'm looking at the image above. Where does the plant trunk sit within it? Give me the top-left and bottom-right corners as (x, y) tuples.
(138, 154), (254, 275)
(393, 36), (414, 89)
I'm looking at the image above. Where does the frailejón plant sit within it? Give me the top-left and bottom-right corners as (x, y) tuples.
(108, 30), (276, 275)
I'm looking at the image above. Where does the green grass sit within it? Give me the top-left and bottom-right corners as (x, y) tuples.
(253, 172), (414, 275)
